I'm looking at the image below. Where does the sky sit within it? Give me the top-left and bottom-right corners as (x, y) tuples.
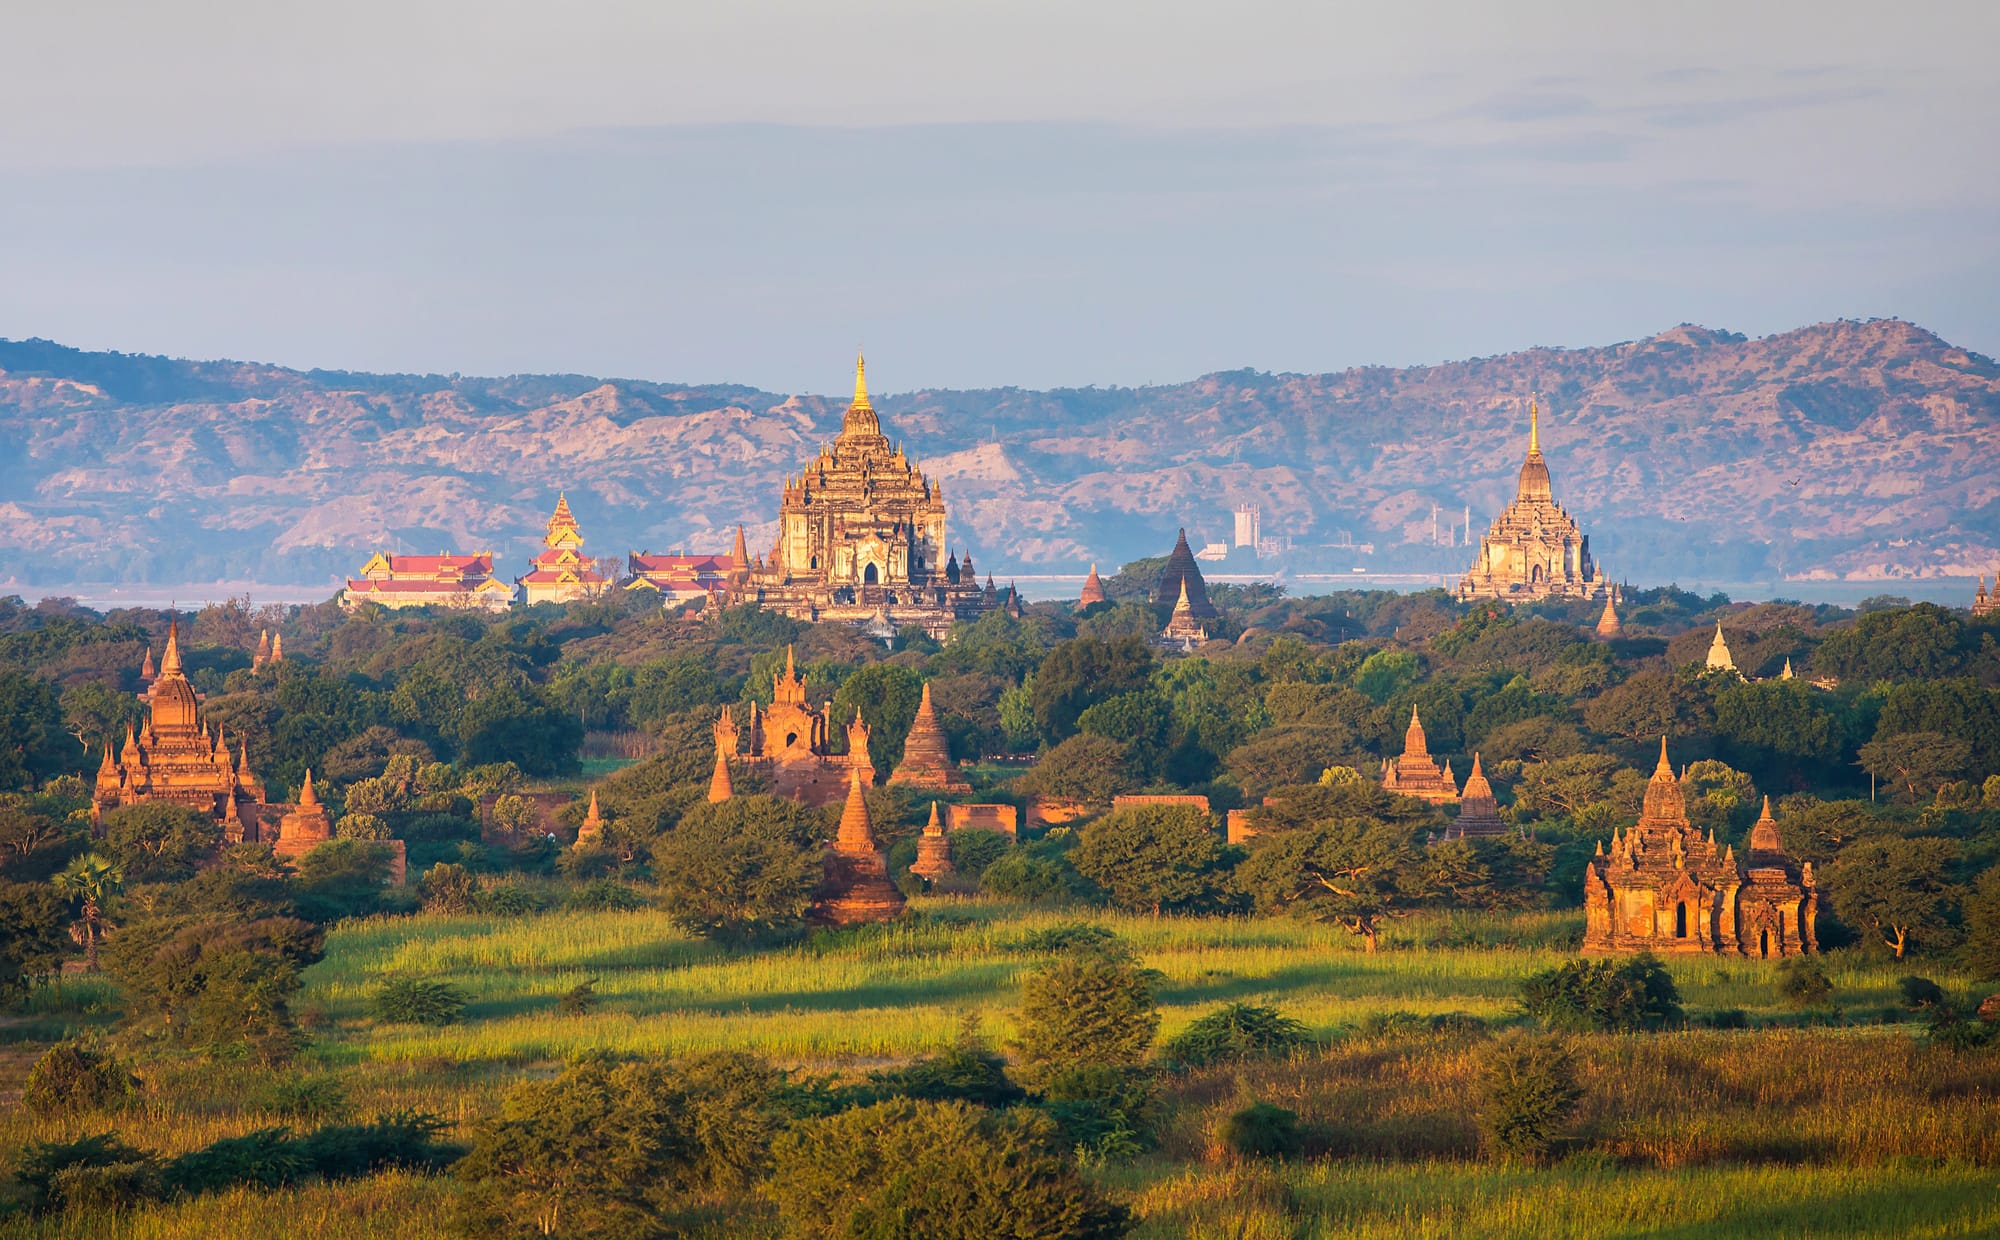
(1, 0), (1994, 393)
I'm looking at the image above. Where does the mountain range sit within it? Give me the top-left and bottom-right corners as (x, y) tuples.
(0, 318), (1995, 592)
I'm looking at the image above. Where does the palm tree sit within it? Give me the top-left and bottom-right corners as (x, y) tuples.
(52, 854), (123, 972)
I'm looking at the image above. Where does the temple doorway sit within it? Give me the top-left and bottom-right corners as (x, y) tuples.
(1674, 903), (1688, 938)
(863, 562), (880, 584)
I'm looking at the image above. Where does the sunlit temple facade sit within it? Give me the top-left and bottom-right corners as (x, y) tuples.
(1458, 399), (1608, 602)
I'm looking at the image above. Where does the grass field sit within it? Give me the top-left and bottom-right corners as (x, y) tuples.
(4, 899), (1997, 1238)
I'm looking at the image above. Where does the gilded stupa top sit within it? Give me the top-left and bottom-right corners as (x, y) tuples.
(1516, 397), (1553, 502)
(840, 351), (882, 440)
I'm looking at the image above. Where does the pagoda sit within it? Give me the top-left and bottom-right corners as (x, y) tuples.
(1582, 739), (1761, 955)
(1153, 529), (1218, 616)
(575, 790), (604, 844)
(812, 769), (907, 925)
(1076, 563), (1107, 611)
(271, 769), (334, 864)
(888, 683), (972, 793)
(1976, 574), (1998, 617)
(93, 620), (268, 836)
(1704, 621), (1738, 674)
(909, 801), (955, 883)
(1157, 577), (1210, 650)
(736, 354), (990, 638)
(1595, 590), (1622, 639)
(1380, 708), (1460, 805)
(707, 749), (735, 802)
(715, 646), (876, 807)
(1736, 797), (1818, 958)
(1457, 398), (1607, 602)
(518, 493), (614, 605)
(1447, 753), (1505, 838)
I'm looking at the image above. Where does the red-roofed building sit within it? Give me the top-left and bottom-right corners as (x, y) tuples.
(517, 493), (615, 605)
(622, 524), (752, 606)
(341, 550), (514, 611)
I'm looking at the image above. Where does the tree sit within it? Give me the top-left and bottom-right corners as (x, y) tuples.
(1824, 836), (1961, 958)
(101, 803), (221, 883)
(1812, 604), (1968, 683)
(1224, 727), (1360, 799)
(1480, 1036), (1583, 1163)
(1071, 804), (1233, 916)
(1963, 867), (2000, 981)
(456, 1052), (785, 1238)
(1014, 734), (1136, 807)
(832, 662), (925, 773)
(764, 1100), (1131, 1240)
(1352, 650), (1419, 704)
(51, 853), (122, 971)
(1235, 819), (1426, 951)
(292, 839), (400, 922)
(1030, 637), (1153, 744)
(0, 671), (69, 790)
(1012, 947), (1160, 1083)
(1857, 732), (1973, 804)
(104, 915), (325, 1060)
(652, 796), (823, 942)
(0, 880), (70, 993)
(456, 685), (581, 777)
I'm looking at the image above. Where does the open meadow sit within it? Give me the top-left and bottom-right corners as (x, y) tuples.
(6, 901), (1998, 1238)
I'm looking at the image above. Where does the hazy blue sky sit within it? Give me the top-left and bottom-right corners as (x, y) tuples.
(2, 1), (1994, 392)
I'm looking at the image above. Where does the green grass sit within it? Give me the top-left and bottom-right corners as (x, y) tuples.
(293, 900), (1968, 1066)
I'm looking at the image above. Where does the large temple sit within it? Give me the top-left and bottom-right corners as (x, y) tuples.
(1458, 399), (1607, 602)
(734, 355), (990, 638)
(516, 493), (613, 605)
(94, 621), (268, 837)
(713, 646), (877, 807)
(1582, 740), (1816, 957)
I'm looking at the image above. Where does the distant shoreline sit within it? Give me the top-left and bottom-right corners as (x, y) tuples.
(4, 575), (1981, 611)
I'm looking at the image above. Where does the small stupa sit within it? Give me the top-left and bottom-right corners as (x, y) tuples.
(575, 790), (604, 844)
(812, 769), (906, 925)
(707, 749), (735, 802)
(1449, 753), (1506, 838)
(1595, 590), (1622, 639)
(1159, 577), (1209, 649)
(909, 801), (955, 883)
(1076, 563), (1107, 611)
(272, 769), (334, 862)
(888, 683), (972, 793)
(1705, 620), (1738, 674)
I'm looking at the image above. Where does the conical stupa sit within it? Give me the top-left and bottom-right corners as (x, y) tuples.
(909, 801), (955, 883)
(888, 683), (972, 792)
(812, 769), (906, 925)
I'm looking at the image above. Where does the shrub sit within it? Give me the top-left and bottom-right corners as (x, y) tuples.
(1018, 923), (1123, 956)
(1218, 1101), (1302, 1160)
(10, 1132), (155, 1214)
(1012, 949), (1159, 1084)
(868, 1019), (1024, 1108)
(557, 979), (598, 1016)
(764, 1099), (1132, 1239)
(370, 978), (467, 1027)
(1357, 1010), (1489, 1040)
(160, 1112), (455, 1197)
(22, 1041), (135, 1117)
(1777, 958), (1834, 1008)
(476, 882), (545, 917)
(265, 1075), (350, 1122)
(563, 878), (645, 912)
(1898, 975), (1948, 1011)
(948, 827), (1013, 879)
(1479, 1036), (1584, 1164)
(1162, 1002), (1309, 1069)
(1926, 1009), (1995, 1053)
(1519, 953), (1682, 1032)
(455, 1052), (785, 1238)
(419, 861), (478, 914)
(1701, 1008), (1750, 1030)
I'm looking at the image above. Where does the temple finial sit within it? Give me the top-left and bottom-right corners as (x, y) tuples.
(852, 349), (871, 411)
(1528, 395), (1540, 454)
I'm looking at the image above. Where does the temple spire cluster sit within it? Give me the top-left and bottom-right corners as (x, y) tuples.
(1457, 397), (1607, 602)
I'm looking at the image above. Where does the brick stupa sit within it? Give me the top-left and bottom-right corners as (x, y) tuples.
(1448, 753), (1505, 838)
(272, 769), (334, 863)
(1380, 708), (1460, 805)
(812, 769), (906, 925)
(1076, 563), (1107, 611)
(887, 682), (971, 793)
(909, 801), (955, 883)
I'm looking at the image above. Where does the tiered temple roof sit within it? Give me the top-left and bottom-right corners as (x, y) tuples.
(1583, 741), (1814, 956)
(94, 620), (268, 839)
(737, 354), (990, 638)
(812, 769), (907, 924)
(1457, 399), (1607, 602)
(1381, 708), (1460, 804)
(518, 493), (614, 605)
(888, 682), (972, 793)
(1158, 577), (1209, 650)
(1974, 573), (1997, 617)
(343, 551), (513, 611)
(1153, 529), (1218, 617)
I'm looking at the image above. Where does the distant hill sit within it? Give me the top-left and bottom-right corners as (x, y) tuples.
(1, 319), (1995, 590)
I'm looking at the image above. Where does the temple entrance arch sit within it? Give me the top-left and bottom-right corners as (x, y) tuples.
(863, 562), (880, 585)
(1674, 903), (1688, 938)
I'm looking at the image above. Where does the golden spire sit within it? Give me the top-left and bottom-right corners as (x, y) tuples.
(852, 350), (872, 411)
(160, 619), (183, 676)
(1654, 736), (1673, 778)
(1528, 395), (1540, 455)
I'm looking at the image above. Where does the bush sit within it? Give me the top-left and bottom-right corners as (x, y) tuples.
(1480, 1036), (1584, 1164)
(22, 1041), (136, 1117)
(475, 882), (546, 917)
(1701, 1008), (1750, 1030)
(419, 861), (478, 914)
(557, 980), (598, 1016)
(370, 978), (467, 1026)
(868, 1020), (1024, 1109)
(1018, 923), (1123, 956)
(563, 878), (646, 912)
(1162, 1003), (1310, 1069)
(1898, 975), (1948, 1011)
(1777, 958), (1834, 1008)
(1012, 949), (1159, 1084)
(764, 1099), (1132, 1239)
(1520, 953), (1683, 1032)
(1356, 1010), (1489, 1040)
(265, 1075), (350, 1121)
(1217, 1101), (1302, 1160)
(948, 827), (1013, 879)
(160, 1112), (455, 1197)
(10, 1132), (154, 1214)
